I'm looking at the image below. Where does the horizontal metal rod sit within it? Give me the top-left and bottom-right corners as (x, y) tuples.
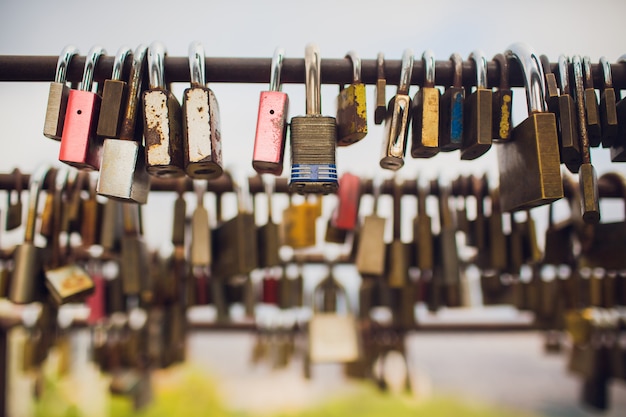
(2, 55), (626, 89)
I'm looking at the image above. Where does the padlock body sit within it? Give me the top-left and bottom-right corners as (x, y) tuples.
(80, 197), (102, 247)
(182, 86), (223, 179)
(461, 89), (492, 160)
(439, 87), (464, 151)
(253, 91), (289, 175)
(143, 89), (185, 178)
(386, 240), (408, 288)
(97, 139), (150, 204)
(600, 88), (618, 148)
(44, 82), (70, 140)
(336, 83), (367, 146)
(59, 90), (103, 170)
(9, 243), (44, 304)
(333, 173), (360, 230)
(97, 79), (128, 138)
(411, 88), (440, 158)
(380, 94), (411, 170)
(282, 203), (316, 248)
(257, 222), (280, 268)
(498, 113), (563, 212)
(374, 79), (387, 125)
(414, 215), (434, 270)
(492, 89), (512, 141)
(289, 115), (338, 194)
(355, 215), (386, 276)
(45, 264), (94, 305)
(120, 235), (149, 295)
(557, 95), (582, 170)
(584, 88), (602, 147)
(213, 213), (258, 277)
(190, 206), (211, 266)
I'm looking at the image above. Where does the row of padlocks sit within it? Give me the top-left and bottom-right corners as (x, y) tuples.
(1, 39), (626, 413)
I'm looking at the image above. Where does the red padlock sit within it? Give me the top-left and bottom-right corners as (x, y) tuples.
(86, 267), (106, 325)
(252, 47), (289, 175)
(262, 272), (279, 305)
(332, 172), (361, 230)
(59, 46), (106, 170)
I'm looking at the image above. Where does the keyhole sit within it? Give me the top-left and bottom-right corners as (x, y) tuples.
(77, 110), (82, 115)
(269, 109), (275, 115)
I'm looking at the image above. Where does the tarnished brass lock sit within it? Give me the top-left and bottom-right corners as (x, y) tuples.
(497, 43), (563, 212)
(582, 56), (602, 147)
(374, 53), (387, 125)
(411, 50), (440, 158)
(119, 204), (150, 296)
(337, 51), (368, 146)
(438, 183), (461, 307)
(492, 53), (512, 142)
(43, 45), (79, 141)
(380, 49), (413, 170)
(97, 44), (151, 204)
(257, 175), (281, 268)
(598, 56), (618, 148)
(97, 46), (132, 139)
(5, 168), (23, 231)
(461, 50), (492, 160)
(253, 47), (289, 175)
(439, 53), (464, 151)
(542, 202), (574, 266)
(386, 179), (408, 288)
(282, 195), (318, 249)
(143, 41), (185, 178)
(182, 41), (223, 179)
(413, 180), (434, 271)
(487, 187), (507, 272)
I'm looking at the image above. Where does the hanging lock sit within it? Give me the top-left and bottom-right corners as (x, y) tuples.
(386, 178), (408, 288)
(8, 165), (52, 304)
(182, 41), (223, 179)
(257, 175), (281, 268)
(439, 53), (464, 151)
(119, 204), (149, 296)
(190, 180), (212, 269)
(413, 180), (434, 271)
(336, 50), (368, 146)
(572, 55), (600, 224)
(611, 55), (626, 161)
(461, 50), (492, 160)
(325, 172), (361, 243)
(497, 43), (563, 212)
(5, 168), (23, 231)
(252, 47), (289, 175)
(598, 56), (618, 148)
(97, 44), (151, 204)
(355, 177), (386, 277)
(43, 45), (79, 140)
(374, 53), (387, 125)
(411, 50), (440, 158)
(59, 45), (107, 170)
(438, 183), (461, 307)
(143, 41), (185, 178)
(552, 55), (582, 172)
(581, 56), (602, 147)
(289, 44), (338, 194)
(96, 46), (133, 138)
(492, 53), (513, 142)
(380, 49), (414, 170)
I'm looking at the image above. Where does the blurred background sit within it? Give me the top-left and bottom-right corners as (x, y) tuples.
(1, 0), (626, 416)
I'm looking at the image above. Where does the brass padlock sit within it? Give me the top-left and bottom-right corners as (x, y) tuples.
(581, 56), (602, 147)
(542, 202), (574, 266)
(552, 55), (582, 172)
(413, 180), (434, 271)
(598, 56), (618, 148)
(497, 43), (563, 212)
(336, 50), (368, 146)
(5, 168), (23, 231)
(611, 55), (626, 162)
(411, 50), (440, 158)
(257, 175), (281, 268)
(386, 179), (408, 288)
(43, 45), (79, 141)
(438, 183), (461, 307)
(374, 53), (387, 125)
(355, 177), (387, 277)
(461, 50), (492, 160)
(282, 195), (317, 249)
(119, 204), (150, 296)
(492, 53), (512, 142)
(487, 187), (507, 272)
(96, 46), (132, 139)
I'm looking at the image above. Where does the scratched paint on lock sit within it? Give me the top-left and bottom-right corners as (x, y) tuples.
(144, 91), (172, 165)
(451, 92), (464, 141)
(184, 89), (213, 161)
(499, 94), (512, 139)
(422, 89), (440, 146)
(208, 91), (223, 166)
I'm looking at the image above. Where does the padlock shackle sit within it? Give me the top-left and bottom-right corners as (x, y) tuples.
(345, 50), (361, 84)
(193, 179), (207, 208)
(469, 50), (487, 89)
(304, 44), (321, 115)
(147, 41), (166, 90)
(582, 56), (594, 89)
(188, 41), (206, 88)
(572, 55), (592, 165)
(55, 45), (79, 84)
(376, 52), (385, 80)
(397, 49), (414, 96)
(422, 50), (435, 88)
(79, 45), (106, 92)
(439, 183), (453, 228)
(269, 47), (285, 92)
(505, 43), (547, 114)
(493, 53), (509, 90)
(24, 164), (52, 243)
(599, 56), (613, 89)
(111, 46), (132, 82)
(557, 55), (571, 94)
(371, 176), (383, 214)
(119, 44), (148, 141)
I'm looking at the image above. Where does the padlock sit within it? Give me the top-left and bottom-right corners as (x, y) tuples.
(374, 53), (387, 125)
(355, 177), (387, 277)
(182, 41), (223, 179)
(542, 204), (573, 267)
(43, 45), (79, 140)
(540, 54), (560, 111)
(97, 44), (150, 204)
(289, 44), (338, 194)
(461, 50), (492, 160)
(497, 43), (563, 212)
(505, 212), (524, 276)
(120, 204), (149, 296)
(386, 179), (408, 288)
(96, 46), (132, 138)
(551, 55), (582, 171)
(190, 180), (211, 268)
(439, 53), (464, 151)
(380, 49), (413, 170)
(438, 183), (461, 306)
(337, 50), (367, 146)
(281, 195), (317, 249)
(492, 53), (512, 142)
(572, 55), (600, 224)
(581, 56), (602, 147)
(171, 179), (186, 250)
(598, 57), (618, 148)
(611, 55), (626, 162)
(143, 41), (185, 178)
(252, 47), (289, 175)
(411, 50), (440, 158)
(466, 175), (487, 258)
(413, 181), (434, 271)
(332, 172), (361, 231)
(5, 168), (23, 231)
(59, 45), (107, 170)
(213, 174), (258, 277)
(487, 187), (507, 272)
(9, 165), (52, 304)
(81, 174), (102, 247)
(257, 175), (281, 268)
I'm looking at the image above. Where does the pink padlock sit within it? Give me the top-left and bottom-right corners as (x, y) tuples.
(252, 48), (289, 175)
(333, 172), (361, 230)
(59, 46), (106, 170)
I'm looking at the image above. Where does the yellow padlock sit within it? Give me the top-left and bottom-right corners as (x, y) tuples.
(336, 51), (368, 146)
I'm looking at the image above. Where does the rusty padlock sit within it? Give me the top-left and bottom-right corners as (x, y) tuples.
(336, 50), (368, 146)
